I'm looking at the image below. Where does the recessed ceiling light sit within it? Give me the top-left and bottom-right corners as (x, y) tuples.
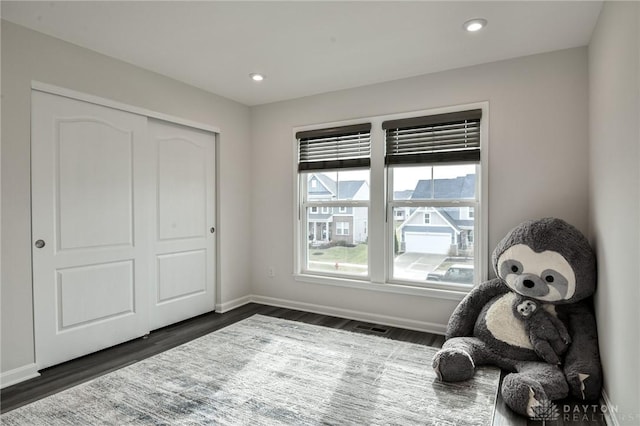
(249, 73), (265, 82)
(463, 18), (487, 32)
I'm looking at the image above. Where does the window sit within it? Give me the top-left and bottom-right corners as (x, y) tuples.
(336, 222), (350, 235)
(295, 105), (486, 292)
(385, 109), (481, 287)
(297, 123), (371, 278)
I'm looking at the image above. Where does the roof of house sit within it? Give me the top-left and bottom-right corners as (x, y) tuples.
(310, 172), (474, 200)
(411, 174), (475, 200)
(309, 173), (367, 200)
(393, 190), (414, 200)
(398, 174), (476, 233)
(312, 173), (336, 195)
(338, 180), (366, 199)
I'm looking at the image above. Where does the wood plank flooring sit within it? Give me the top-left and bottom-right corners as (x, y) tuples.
(1, 303), (607, 425)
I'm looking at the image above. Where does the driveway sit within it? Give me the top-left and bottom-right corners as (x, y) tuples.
(393, 252), (447, 281)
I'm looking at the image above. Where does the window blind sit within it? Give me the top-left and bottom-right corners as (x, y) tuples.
(297, 123), (371, 172)
(383, 109), (481, 165)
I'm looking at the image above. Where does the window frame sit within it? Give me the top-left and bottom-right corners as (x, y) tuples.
(468, 207), (475, 219)
(293, 102), (488, 299)
(300, 173), (370, 279)
(386, 164), (481, 290)
(296, 121), (372, 280)
(336, 221), (350, 236)
(423, 212), (431, 224)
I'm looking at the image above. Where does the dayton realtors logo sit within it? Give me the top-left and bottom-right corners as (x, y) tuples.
(530, 400), (620, 423)
(562, 403), (618, 422)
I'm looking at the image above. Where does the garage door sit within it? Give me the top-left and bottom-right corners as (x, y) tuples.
(405, 232), (451, 254)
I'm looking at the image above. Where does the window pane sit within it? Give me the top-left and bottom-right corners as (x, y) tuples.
(307, 206), (368, 276)
(392, 206), (474, 284)
(393, 164), (476, 200)
(306, 170), (369, 201)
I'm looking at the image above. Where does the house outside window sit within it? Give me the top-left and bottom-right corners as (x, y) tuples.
(386, 109), (482, 287)
(297, 123), (371, 278)
(295, 104), (487, 293)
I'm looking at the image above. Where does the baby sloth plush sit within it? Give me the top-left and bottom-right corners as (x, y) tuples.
(512, 296), (571, 365)
(432, 218), (602, 417)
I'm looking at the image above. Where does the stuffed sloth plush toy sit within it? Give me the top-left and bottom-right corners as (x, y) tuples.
(432, 218), (602, 417)
(512, 295), (572, 365)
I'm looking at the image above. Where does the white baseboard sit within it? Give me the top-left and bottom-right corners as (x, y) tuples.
(218, 292), (448, 334)
(215, 295), (253, 313)
(1, 363), (40, 389)
(601, 389), (620, 426)
(250, 294), (447, 335)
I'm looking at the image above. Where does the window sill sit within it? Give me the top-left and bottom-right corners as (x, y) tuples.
(293, 273), (470, 301)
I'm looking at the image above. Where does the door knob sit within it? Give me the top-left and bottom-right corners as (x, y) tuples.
(35, 239), (46, 249)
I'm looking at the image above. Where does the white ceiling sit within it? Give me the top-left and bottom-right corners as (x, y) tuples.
(1, 1), (602, 106)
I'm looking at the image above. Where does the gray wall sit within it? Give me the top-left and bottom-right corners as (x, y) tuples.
(1, 21), (252, 373)
(588, 2), (640, 424)
(250, 47), (589, 330)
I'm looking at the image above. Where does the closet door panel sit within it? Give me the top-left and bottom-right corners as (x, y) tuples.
(31, 91), (151, 369)
(149, 119), (216, 330)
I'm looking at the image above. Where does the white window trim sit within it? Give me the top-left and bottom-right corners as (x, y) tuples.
(293, 101), (489, 299)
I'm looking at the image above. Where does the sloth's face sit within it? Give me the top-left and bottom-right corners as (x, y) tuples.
(497, 244), (576, 302)
(516, 300), (537, 317)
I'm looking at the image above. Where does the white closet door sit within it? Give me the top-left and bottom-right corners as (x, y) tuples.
(31, 91), (152, 369)
(148, 119), (216, 330)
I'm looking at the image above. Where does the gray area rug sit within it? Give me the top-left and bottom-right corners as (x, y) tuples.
(1, 315), (500, 425)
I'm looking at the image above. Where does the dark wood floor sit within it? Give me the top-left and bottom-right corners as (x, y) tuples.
(1, 303), (606, 425)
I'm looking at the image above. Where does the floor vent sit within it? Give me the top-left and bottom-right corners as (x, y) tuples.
(354, 324), (390, 335)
